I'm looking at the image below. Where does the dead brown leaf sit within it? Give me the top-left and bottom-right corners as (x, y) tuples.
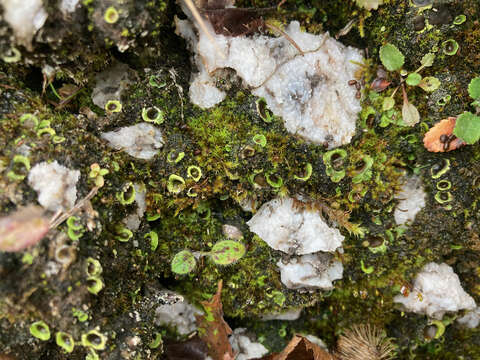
(423, 117), (465, 152)
(258, 335), (336, 360)
(195, 280), (234, 360)
(193, 0), (272, 36)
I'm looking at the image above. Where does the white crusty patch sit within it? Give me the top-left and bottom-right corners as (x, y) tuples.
(394, 175), (426, 225)
(176, 18), (363, 148)
(394, 262), (476, 319)
(276, 253), (343, 290)
(1, 0), (48, 49)
(247, 197), (344, 255)
(28, 161), (80, 212)
(154, 295), (202, 335)
(101, 123), (164, 160)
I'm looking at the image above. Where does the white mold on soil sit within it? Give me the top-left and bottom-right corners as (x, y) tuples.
(101, 123), (164, 160)
(276, 253), (343, 290)
(28, 161), (80, 212)
(176, 18), (363, 148)
(394, 262), (476, 320)
(247, 197), (344, 255)
(394, 175), (426, 225)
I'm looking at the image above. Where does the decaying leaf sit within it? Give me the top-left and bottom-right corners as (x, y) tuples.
(0, 206), (50, 252)
(165, 336), (208, 360)
(194, 0), (271, 36)
(195, 280), (234, 360)
(401, 85), (420, 126)
(260, 335), (336, 360)
(423, 117), (465, 152)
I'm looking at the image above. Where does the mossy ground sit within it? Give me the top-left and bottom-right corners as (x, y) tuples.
(1, 0), (480, 358)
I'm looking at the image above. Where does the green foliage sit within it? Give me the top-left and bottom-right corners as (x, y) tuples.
(468, 77), (480, 100)
(420, 53), (435, 68)
(406, 73), (422, 86)
(379, 43), (404, 71)
(402, 101), (420, 126)
(209, 240), (246, 266)
(171, 250), (196, 274)
(453, 111), (480, 145)
(418, 76), (440, 92)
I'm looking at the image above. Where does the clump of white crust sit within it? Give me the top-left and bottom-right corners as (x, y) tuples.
(154, 294), (202, 335)
(229, 328), (269, 360)
(101, 123), (164, 160)
(1, 0), (48, 50)
(276, 253), (343, 290)
(394, 175), (426, 225)
(394, 262), (476, 319)
(28, 161), (80, 212)
(248, 197), (344, 254)
(247, 197), (344, 290)
(176, 18), (363, 148)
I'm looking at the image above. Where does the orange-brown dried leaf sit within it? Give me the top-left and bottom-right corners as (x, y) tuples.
(423, 117), (465, 152)
(259, 335), (336, 360)
(195, 280), (234, 360)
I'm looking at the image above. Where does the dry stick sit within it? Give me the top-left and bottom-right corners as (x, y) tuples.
(49, 186), (99, 229)
(265, 22), (304, 56)
(182, 0), (225, 59)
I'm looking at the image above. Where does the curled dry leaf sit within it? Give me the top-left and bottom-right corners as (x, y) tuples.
(423, 117), (465, 152)
(259, 335), (336, 360)
(195, 280), (234, 360)
(0, 206), (50, 252)
(195, 0), (271, 37)
(370, 78), (391, 92)
(165, 336), (208, 360)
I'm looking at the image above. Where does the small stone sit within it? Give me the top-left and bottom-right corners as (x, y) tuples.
(394, 262), (476, 319)
(101, 123), (164, 160)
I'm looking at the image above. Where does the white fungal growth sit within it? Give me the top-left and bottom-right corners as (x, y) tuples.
(394, 175), (426, 225)
(276, 253), (343, 290)
(394, 262), (476, 319)
(154, 295), (202, 335)
(176, 18), (363, 148)
(101, 123), (164, 160)
(1, 0), (48, 50)
(229, 328), (269, 360)
(28, 161), (80, 212)
(247, 197), (344, 255)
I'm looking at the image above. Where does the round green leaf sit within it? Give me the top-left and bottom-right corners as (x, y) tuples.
(171, 250), (196, 274)
(379, 43), (405, 71)
(420, 53), (435, 68)
(453, 111), (480, 145)
(209, 240), (246, 265)
(418, 76), (441, 92)
(382, 97), (395, 111)
(406, 73), (422, 86)
(468, 77), (480, 100)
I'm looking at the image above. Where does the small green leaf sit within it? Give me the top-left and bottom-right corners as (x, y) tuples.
(379, 43), (405, 71)
(418, 76), (440, 92)
(402, 101), (420, 126)
(171, 250), (196, 274)
(382, 97), (395, 111)
(453, 111), (480, 145)
(406, 73), (422, 86)
(209, 240), (246, 266)
(468, 77), (480, 100)
(420, 53), (435, 67)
